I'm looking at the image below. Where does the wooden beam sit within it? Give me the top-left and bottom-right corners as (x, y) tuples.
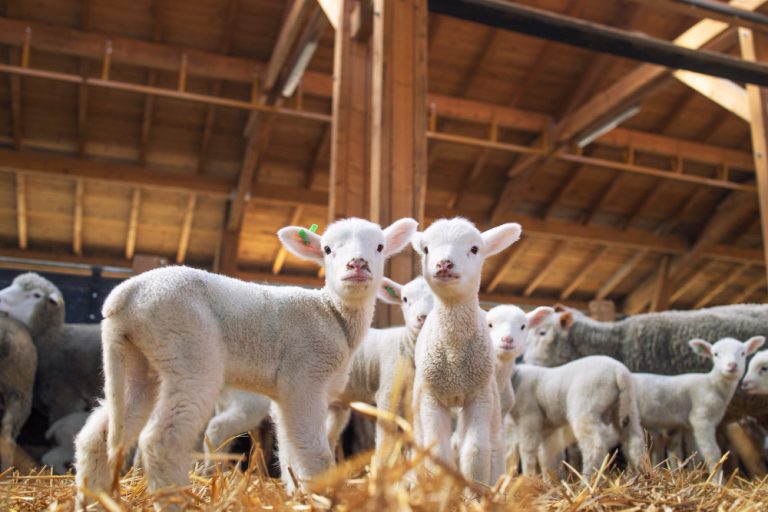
(693, 262), (751, 308)
(560, 246), (609, 300)
(176, 193), (197, 264)
(305, 124), (330, 189)
(672, 70), (749, 121)
(543, 162), (585, 220)
(582, 173), (624, 225)
(77, 60), (89, 157)
(628, 0), (768, 34)
(15, 172), (27, 250)
(486, 240), (526, 293)
(8, 49), (22, 151)
(271, 206), (304, 275)
(731, 277), (766, 303)
(317, 0), (342, 30)
(595, 250), (648, 300)
(739, 27), (768, 287)
(125, 188), (141, 260)
(524, 241), (568, 296)
(428, 0), (768, 86)
(262, 0), (313, 94)
(138, 1), (163, 166)
(72, 179), (84, 256)
(650, 255), (672, 312)
(670, 260), (717, 303)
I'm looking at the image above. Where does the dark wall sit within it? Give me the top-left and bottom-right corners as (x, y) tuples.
(0, 269), (125, 324)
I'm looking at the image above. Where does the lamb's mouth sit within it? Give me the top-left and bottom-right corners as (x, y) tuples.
(342, 273), (372, 283)
(432, 272), (459, 282)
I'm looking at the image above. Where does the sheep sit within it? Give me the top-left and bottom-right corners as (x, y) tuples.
(0, 313), (37, 471)
(410, 217), (521, 486)
(326, 276), (434, 464)
(742, 349), (768, 395)
(0, 273), (102, 424)
(41, 411), (89, 474)
(73, 217), (417, 505)
(632, 336), (765, 474)
(204, 388), (271, 462)
(509, 356), (647, 477)
(523, 306), (768, 424)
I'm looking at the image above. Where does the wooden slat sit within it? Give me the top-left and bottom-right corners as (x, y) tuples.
(650, 255), (672, 312)
(731, 278), (766, 303)
(8, 48), (22, 151)
(670, 260), (716, 303)
(595, 250), (648, 300)
(15, 172), (27, 250)
(138, 1), (163, 166)
(673, 70), (750, 121)
(543, 163), (584, 220)
(693, 262), (751, 309)
(524, 241), (568, 297)
(271, 206), (304, 275)
(306, 125), (331, 189)
(560, 246), (609, 300)
(739, 27), (768, 287)
(125, 188), (141, 260)
(486, 240), (526, 293)
(77, 60), (89, 157)
(582, 174), (624, 225)
(176, 194), (197, 264)
(72, 179), (84, 256)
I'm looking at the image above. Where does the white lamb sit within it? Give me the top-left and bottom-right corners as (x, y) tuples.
(411, 217), (521, 486)
(73, 217), (417, 506)
(632, 335), (765, 474)
(326, 276), (433, 463)
(509, 356), (647, 477)
(41, 411), (89, 474)
(204, 388), (271, 460)
(741, 349), (768, 395)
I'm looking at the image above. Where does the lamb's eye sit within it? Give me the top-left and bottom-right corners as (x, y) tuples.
(539, 330), (546, 336)
(377, 244), (384, 253)
(742, 352), (746, 357)
(488, 323), (493, 328)
(324, 246), (332, 255)
(423, 246), (429, 254)
(32, 292), (42, 299)
(762, 366), (768, 372)
(521, 324), (526, 331)
(470, 246), (479, 254)
(403, 297), (408, 303)
(714, 353), (719, 357)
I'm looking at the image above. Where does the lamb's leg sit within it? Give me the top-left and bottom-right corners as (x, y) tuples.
(571, 415), (607, 478)
(325, 403), (351, 457)
(204, 396), (270, 472)
(417, 391), (453, 471)
(666, 430), (684, 467)
(489, 399), (505, 483)
(539, 429), (567, 478)
(271, 390), (335, 492)
(619, 416), (648, 473)
(503, 417), (520, 474)
(0, 403), (16, 471)
(691, 420), (722, 476)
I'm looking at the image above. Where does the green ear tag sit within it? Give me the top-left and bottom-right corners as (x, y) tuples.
(298, 229), (309, 245)
(385, 285), (398, 298)
(309, 224), (319, 233)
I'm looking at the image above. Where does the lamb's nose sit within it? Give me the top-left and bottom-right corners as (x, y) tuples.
(417, 314), (427, 323)
(436, 259), (454, 271)
(346, 258), (367, 271)
(501, 336), (514, 345)
(727, 362), (738, 372)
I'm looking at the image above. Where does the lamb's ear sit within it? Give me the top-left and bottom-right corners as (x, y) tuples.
(382, 218), (418, 257)
(558, 311), (574, 329)
(48, 291), (64, 307)
(554, 303), (567, 313)
(377, 277), (403, 305)
(411, 231), (424, 255)
(689, 339), (713, 358)
(745, 336), (766, 355)
(277, 226), (324, 264)
(481, 223), (522, 257)
(527, 306), (554, 329)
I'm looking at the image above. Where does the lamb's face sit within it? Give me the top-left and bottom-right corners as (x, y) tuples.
(0, 273), (64, 329)
(487, 305), (528, 361)
(278, 217), (417, 303)
(742, 351), (768, 394)
(523, 310), (573, 366)
(690, 336), (765, 382)
(400, 277), (434, 331)
(412, 218), (521, 302)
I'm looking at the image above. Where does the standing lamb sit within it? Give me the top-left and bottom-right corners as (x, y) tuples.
(73, 217), (417, 506)
(326, 276), (434, 464)
(41, 411), (89, 474)
(523, 306), (768, 424)
(632, 336), (764, 473)
(204, 388), (271, 461)
(411, 217), (521, 486)
(0, 273), (102, 423)
(742, 349), (768, 395)
(0, 313), (37, 471)
(509, 356), (647, 477)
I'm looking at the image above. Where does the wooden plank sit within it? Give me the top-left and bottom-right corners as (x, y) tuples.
(271, 206), (304, 275)
(670, 260), (716, 303)
(629, 0), (768, 33)
(227, 122), (274, 230)
(693, 262), (751, 308)
(560, 246), (609, 300)
(77, 60), (89, 157)
(72, 179), (84, 256)
(15, 172), (27, 250)
(428, 0), (768, 86)
(317, 0), (343, 29)
(582, 174), (624, 225)
(8, 49), (22, 150)
(125, 188), (141, 260)
(176, 194), (197, 264)
(218, 229), (240, 276)
(731, 277), (766, 303)
(595, 250), (648, 300)
(739, 27), (768, 287)
(262, 0), (314, 93)
(672, 70), (749, 121)
(138, 1), (163, 166)
(524, 241), (568, 297)
(543, 162), (585, 220)
(306, 124), (331, 188)
(486, 240), (526, 293)
(650, 255), (672, 312)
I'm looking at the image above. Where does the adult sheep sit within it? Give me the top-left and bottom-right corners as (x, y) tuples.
(0, 273), (102, 424)
(0, 313), (37, 470)
(523, 306), (768, 424)
(74, 217), (417, 508)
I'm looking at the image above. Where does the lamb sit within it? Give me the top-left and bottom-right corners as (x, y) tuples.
(0, 313), (37, 471)
(0, 273), (102, 423)
(632, 336), (765, 473)
(326, 276), (434, 463)
(742, 349), (768, 395)
(523, 306), (768, 424)
(411, 217), (521, 486)
(73, 217), (417, 506)
(509, 356), (647, 477)
(204, 388), (271, 459)
(41, 411), (89, 474)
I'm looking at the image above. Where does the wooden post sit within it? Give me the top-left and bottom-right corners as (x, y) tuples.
(739, 27), (768, 287)
(369, 0), (428, 325)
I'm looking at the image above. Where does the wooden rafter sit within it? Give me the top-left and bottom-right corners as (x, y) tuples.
(559, 246), (609, 300)
(8, 49), (22, 150)
(656, 90), (698, 135)
(731, 277), (766, 303)
(138, 0), (163, 166)
(543, 164), (583, 220)
(486, 240), (526, 293)
(77, 0), (92, 158)
(125, 188), (141, 260)
(582, 173), (624, 225)
(672, 69), (749, 121)
(693, 262), (751, 309)
(650, 255), (672, 312)
(306, 124), (330, 189)
(15, 172), (27, 250)
(176, 193), (197, 264)
(595, 250), (648, 300)
(72, 179), (84, 256)
(652, 185), (702, 234)
(670, 260), (717, 304)
(271, 206), (304, 275)
(524, 241), (569, 297)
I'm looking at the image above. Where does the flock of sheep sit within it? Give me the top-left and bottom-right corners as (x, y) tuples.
(0, 216), (768, 509)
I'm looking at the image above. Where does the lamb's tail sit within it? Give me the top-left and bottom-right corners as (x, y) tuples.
(615, 370), (636, 430)
(102, 318), (129, 468)
(101, 278), (139, 318)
